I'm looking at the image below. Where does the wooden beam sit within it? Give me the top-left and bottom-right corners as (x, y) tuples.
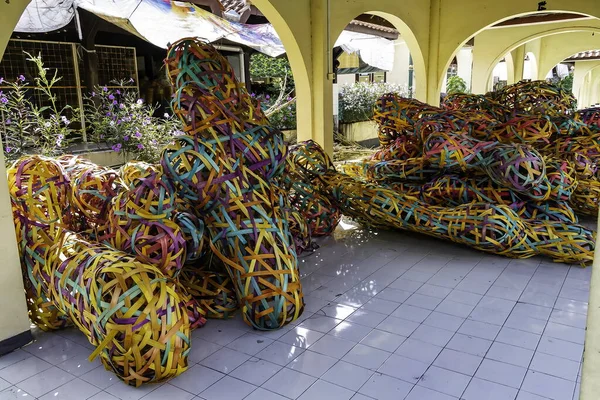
(492, 13), (588, 27)
(79, 9), (100, 92)
(187, 0), (223, 17)
(239, 7), (252, 23)
(354, 14), (396, 30)
(344, 24), (398, 40)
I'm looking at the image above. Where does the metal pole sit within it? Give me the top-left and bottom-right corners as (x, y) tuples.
(72, 43), (87, 142)
(408, 54), (414, 98)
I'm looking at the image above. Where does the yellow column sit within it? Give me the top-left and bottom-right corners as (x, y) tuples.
(524, 39), (541, 80)
(426, 0), (441, 105)
(511, 46), (525, 83)
(309, 0), (333, 156)
(505, 52), (515, 86)
(0, 0), (33, 349)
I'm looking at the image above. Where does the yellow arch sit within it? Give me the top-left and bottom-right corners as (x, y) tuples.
(326, 1), (430, 101)
(484, 27), (600, 87)
(438, 2), (600, 97)
(368, 11), (428, 101)
(538, 36), (600, 79)
(468, 18), (600, 93)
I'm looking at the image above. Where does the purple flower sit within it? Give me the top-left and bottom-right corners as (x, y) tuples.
(123, 135), (129, 141)
(251, 93), (256, 97)
(0, 97), (8, 104)
(116, 90), (121, 95)
(6, 119), (11, 125)
(0, 77), (3, 84)
(116, 119), (122, 124)
(108, 94), (115, 100)
(18, 75), (25, 82)
(105, 112), (112, 117)
(111, 143), (122, 152)
(137, 144), (144, 149)
(134, 131), (142, 138)
(129, 78), (134, 83)
(103, 86), (108, 92)
(5, 147), (11, 153)
(266, 95), (270, 100)
(112, 100), (118, 105)
(91, 91), (96, 97)
(119, 103), (125, 109)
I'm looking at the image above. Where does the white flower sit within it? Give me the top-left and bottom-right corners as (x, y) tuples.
(163, 113), (170, 118)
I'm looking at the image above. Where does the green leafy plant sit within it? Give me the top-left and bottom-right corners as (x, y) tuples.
(553, 74), (574, 93)
(250, 53), (292, 80)
(446, 75), (468, 94)
(338, 82), (409, 124)
(250, 53), (295, 96)
(84, 80), (183, 163)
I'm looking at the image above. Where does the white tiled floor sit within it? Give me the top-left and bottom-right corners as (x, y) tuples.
(0, 219), (592, 400)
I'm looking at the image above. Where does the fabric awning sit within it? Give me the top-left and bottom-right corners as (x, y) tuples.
(14, 0), (394, 69)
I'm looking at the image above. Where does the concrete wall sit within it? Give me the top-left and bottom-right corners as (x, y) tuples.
(339, 121), (378, 144)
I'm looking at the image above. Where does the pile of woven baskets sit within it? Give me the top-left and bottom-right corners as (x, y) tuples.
(287, 81), (597, 266)
(10, 38), (311, 386)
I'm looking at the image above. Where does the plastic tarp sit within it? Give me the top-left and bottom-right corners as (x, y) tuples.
(335, 30), (395, 71)
(75, 0), (286, 56)
(15, 0), (75, 33)
(14, 0), (285, 56)
(14, 0), (393, 69)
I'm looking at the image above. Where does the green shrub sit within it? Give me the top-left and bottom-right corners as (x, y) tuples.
(250, 53), (294, 95)
(446, 76), (468, 94)
(339, 82), (409, 124)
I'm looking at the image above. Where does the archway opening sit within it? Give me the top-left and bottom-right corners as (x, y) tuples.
(547, 49), (600, 107)
(332, 12), (422, 151)
(441, 10), (598, 96)
(490, 58), (509, 91)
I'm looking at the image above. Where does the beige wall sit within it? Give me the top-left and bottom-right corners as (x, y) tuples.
(0, 0), (32, 343)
